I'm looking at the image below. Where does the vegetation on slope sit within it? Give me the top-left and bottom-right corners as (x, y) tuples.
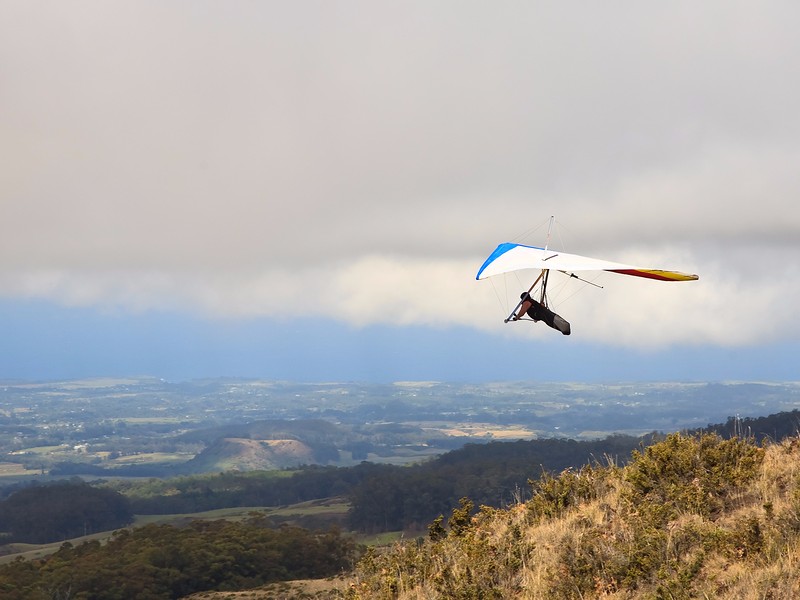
(107, 434), (651, 532)
(348, 432), (800, 599)
(0, 516), (356, 599)
(347, 435), (652, 533)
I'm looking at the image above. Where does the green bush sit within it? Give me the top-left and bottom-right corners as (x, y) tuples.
(623, 433), (764, 523)
(526, 464), (613, 522)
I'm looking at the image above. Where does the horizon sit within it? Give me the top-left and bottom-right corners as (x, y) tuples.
(3, 299), (798, 384)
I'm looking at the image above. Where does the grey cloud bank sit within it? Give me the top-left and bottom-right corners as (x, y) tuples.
(2, 2), (799, 352)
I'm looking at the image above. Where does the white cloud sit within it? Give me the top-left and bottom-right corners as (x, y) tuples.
(3, 240), (797, 350)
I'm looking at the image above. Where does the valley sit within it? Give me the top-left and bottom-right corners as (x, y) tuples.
(1, 378), (799, 482)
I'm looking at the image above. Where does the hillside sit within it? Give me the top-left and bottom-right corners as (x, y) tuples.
(181, 437), (318, 473)
(4, 432), (800, 598)
(348, 433), (800, 599)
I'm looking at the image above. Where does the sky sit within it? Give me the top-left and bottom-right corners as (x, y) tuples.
(1, 2), (799, 383)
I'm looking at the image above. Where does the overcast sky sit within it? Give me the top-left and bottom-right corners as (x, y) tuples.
(2, 2), (799, 382)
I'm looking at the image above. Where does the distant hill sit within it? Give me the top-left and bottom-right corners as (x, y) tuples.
(180, 438), (319, 473)
(176, 419), (347, 445)
(177, 419), (343, 470)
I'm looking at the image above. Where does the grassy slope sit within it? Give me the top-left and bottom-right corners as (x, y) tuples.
(346, 434), (800, 599)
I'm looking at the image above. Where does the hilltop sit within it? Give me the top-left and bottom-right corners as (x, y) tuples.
(348, 432), (800, 599)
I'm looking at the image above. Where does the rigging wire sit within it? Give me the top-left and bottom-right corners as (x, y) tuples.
(552, 219), (573, 253)
(548, 270), (606, 309)
(489, 277), (508, 314)
(509, 217), (553, 245)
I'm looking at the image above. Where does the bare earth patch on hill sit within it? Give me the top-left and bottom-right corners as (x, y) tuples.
(181, 576), (353, 599)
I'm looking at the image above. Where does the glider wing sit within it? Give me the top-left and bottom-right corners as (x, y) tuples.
(476, 243), (698, 282)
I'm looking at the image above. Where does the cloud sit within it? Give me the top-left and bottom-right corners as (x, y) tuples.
(1, 2), (799, 350)
(3, 240), (797, 351)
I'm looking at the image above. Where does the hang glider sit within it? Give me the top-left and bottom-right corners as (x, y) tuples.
(476, 242), (699, 282)
(476, 237), (698, 335)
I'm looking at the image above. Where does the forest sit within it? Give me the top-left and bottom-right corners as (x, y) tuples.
(0, 517), (355, 599)
(0, 480), (132, 544)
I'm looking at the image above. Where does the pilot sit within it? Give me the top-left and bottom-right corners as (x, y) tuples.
(514, 292), (571, 335)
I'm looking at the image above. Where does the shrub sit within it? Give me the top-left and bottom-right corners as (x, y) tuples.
(623, 433), (764, 523)
(527, 464), (612, 522)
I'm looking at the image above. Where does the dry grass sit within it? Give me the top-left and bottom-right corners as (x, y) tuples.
(346, 434), (800, 599)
